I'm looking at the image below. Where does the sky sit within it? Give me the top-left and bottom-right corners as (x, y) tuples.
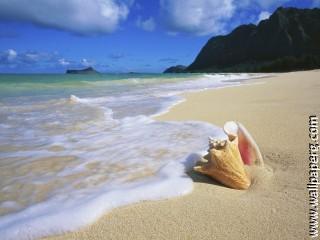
(0, 0), (319, 73)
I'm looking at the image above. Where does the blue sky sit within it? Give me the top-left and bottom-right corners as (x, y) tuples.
(0, 0), (319, 73)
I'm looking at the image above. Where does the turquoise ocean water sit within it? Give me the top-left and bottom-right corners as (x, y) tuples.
(0, 73), (260, 239)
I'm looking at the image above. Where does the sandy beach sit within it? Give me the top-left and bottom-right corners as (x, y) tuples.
(45, 70), (320, 240)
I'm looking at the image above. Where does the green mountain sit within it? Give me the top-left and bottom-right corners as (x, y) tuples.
(175, 7), (320, 73)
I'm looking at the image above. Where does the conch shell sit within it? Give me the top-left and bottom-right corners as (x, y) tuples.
(224, 121), (263, 166)
(193, 121), (263, 190)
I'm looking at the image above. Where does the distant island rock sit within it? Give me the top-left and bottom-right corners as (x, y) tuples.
(163, 65), (187, 73)
(166, 7), (320, 73)
(66, 67), (99, 74)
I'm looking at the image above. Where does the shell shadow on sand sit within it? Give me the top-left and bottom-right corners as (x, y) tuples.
(182, 153), (226, 187)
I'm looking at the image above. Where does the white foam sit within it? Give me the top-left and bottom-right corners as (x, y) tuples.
(0, 160), (194, 240)
(0, 73), (266, 239)
(69, 94), (112, 104)
(0, 118), (224, 240)
(69, 94), (81, 103)
(151, 96), (186, 118)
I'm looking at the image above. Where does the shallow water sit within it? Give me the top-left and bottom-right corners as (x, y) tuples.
(0, 72), (262, 239)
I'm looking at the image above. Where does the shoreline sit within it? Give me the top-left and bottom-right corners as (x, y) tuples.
(151, 73), (269, 119)
(0, 73), (267, 240)
(45, 70), (319, 240)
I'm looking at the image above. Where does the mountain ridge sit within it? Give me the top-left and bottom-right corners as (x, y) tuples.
(166, 7), (320, 73)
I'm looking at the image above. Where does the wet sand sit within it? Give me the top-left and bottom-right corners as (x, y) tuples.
(45, 70), (319, 240)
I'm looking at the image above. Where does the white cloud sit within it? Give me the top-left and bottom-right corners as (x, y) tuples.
(136, 17), (156, 32)
(0, 49), (102, 71)
(23, 53), (39, 62)
(237, 0), (290, 9)
(81, 58), (94, 67)
(0, 49), (60, 67)
(0, 0), (130, 35)
(6, 49), (17, 61)
(58, 58), (70, 66)
(160, 0), (235, 35)
(257, 0), (290, 9)
(257, 11), (271, 23)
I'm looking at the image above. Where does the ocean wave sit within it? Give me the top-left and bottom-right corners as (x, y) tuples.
(69, 94), (111, 104)
(0, 73), (266, 239)
(0, 159), (195, 240)
(0, 118), (225, 240)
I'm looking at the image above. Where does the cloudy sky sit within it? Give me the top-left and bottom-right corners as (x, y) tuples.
(0, 0), (319, 73)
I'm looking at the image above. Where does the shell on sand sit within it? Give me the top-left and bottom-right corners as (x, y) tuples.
(224, 121), (263, 166)
(193, 121), (263, 190)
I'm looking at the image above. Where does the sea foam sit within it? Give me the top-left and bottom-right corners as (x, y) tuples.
(0, 73), (265, 239)
(0, 158), (196, 240)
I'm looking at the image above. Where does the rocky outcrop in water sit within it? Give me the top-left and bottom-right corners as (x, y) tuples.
(66, 67), (99, 74)
(163, 65), (187, 73)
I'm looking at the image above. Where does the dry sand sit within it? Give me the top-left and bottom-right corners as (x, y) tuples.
(45, 70), (320, 240)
